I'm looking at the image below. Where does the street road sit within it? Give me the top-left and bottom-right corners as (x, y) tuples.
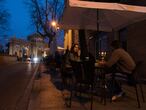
(0, 62), (39, 110)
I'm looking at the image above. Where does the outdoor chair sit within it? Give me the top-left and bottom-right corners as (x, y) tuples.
(60, 56), (73, 91)
(69, 60), (95, 110)
(94, 65), (107, 105)
(111, 61), (145, 108)
(82, 59), (95, 110)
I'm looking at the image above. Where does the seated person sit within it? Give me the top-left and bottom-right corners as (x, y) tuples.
(60, 44), (81, 90)
(69, 44), (81, 61)
(99, 40), (136, 101)
(62, 44), (81, 68)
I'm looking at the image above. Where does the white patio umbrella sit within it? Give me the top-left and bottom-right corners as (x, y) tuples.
(60, 0), (146, 32)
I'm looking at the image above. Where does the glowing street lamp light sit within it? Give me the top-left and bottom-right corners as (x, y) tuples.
(51, 20), (60, 31)
(51, 21), (57, 27)
(56, 26), (60, 30)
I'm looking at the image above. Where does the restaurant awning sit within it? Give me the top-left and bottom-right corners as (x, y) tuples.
(60, 0), (146, 32)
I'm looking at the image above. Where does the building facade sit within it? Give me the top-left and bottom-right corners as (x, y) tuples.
(9, 34), (48, 59)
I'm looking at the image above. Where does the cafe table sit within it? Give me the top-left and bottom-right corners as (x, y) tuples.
(94, 60), (107, 105)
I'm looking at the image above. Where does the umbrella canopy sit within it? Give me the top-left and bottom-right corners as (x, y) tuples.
(70, 0), (146, 13)
(60, 0), (146, 32)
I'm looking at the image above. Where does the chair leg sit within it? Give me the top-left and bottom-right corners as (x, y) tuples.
(68, 78), (73, 108)
(90, 85), (94, 110)
(79, 83), (82, 98)
(99, 80), (107, 105)
(110, 75), (115, 102)
(139, 83), (145, 102)
(103, 80), (106, 105)
(101, 71), (107, 105)
(69, 88), (72, 108)
(134, 85), (141, 108)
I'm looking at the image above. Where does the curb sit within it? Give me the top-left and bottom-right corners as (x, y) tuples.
(15, 63), (40, 110)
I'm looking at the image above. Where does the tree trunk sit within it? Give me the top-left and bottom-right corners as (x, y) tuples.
(50, 37), (57, 57)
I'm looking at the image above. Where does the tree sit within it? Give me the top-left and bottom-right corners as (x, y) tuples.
(25, 0), (64, 45)
(0, 0), (10, 33)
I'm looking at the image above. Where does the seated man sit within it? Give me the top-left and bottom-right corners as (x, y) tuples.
(100, 40), (136, 101)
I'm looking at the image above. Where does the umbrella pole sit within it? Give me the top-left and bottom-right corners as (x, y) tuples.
(96, 9), (99, 59)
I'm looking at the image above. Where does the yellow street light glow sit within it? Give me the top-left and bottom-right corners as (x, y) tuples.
(56, 26), (60, 30)
(51, 21), (57, 27)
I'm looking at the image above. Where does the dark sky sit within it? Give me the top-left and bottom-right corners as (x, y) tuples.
(6, 0), (34, 39)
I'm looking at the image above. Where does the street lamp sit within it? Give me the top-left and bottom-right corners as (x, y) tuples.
(56, 26), (60, 30)
(50, 20), (60, 57)
(51, 21), (57, 27)
(51, 20), (60, 30)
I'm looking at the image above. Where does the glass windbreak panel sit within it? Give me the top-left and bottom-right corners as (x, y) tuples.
(81, 0), (146, 7)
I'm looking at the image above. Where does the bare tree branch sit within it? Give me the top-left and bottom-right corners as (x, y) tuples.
(0, 0), (10, 35)
(25, 0), (64, 45)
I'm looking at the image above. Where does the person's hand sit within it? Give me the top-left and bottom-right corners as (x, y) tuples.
(78, 50), (81, 57)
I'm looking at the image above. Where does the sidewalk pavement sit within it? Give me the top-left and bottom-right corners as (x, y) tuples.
(27, 63), (89, 110)
(27, 63), (146, 110)
(27, 74), (65, 110)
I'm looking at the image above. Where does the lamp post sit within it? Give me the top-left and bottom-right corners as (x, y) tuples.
(51, 20), (59, 31)
(50, 20), (59, 57)
(51, 21), (57, 27)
